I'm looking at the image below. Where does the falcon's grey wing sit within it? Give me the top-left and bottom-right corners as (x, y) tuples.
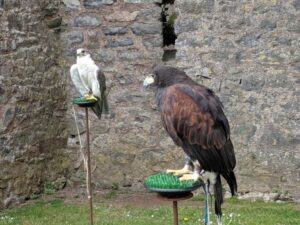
(70, 64), (90, 96)
(97, 67), (109, 115)
(91, 65), (101, 98)
(89, 67), (109, 119)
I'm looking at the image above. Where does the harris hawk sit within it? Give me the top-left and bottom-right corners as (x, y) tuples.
(143, 65), (237, 225)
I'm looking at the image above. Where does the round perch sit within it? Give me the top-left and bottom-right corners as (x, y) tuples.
(145, 172), (203, 225)
(73, 96), (97, 107)
(73, 97), (98, 225)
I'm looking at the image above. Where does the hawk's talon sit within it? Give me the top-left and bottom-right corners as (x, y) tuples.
(166, 165), (193, 177)
(179, 172), (200, 182)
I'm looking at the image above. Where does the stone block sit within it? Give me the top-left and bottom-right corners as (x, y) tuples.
(131, 22), (162, 35)
(236, 32), (262, 48)
(287, 15), (300, 33)
(104, 11), (139, 22)
(106, 38), (134, 47)
(241, 76), (265, 91)
(114, 74), (133, 85)
(102, 26), (128, 35)
(47, 17), (62, 29)
(142, 36), (162, 48)
(276, 37), (291, 46)
(175, 18), (199, 35)
(93, 49), (116, 63)
(83, 0), (116, 8)
(225, 18), (250, 30)
(174, 0), (215, 14)
(3, 107), (15, 127)
(74, 13), (102, 27)
(176, 35), (213, 48)
(124, 0), (158, 3)
(293, 0), (300, 10)
(259, 19), (277, 31)
(62, 0), (80, 9)
(64, 31), (84, 45)
(137, 7), (161, 21)
(233, 124), (257, 145)
(117, 49), (141, 61)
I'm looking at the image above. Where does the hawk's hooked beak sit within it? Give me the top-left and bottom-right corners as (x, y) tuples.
(143, 75), (155, 88)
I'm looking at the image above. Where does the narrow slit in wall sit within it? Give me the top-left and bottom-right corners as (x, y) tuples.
(160, 0), (177, 62)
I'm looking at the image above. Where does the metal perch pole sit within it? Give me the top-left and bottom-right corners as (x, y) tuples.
(85, 108), (94, 225)
(172, 200), (179, 225)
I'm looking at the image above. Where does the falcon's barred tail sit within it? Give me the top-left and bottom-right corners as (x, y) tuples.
(102, 92), (109, 115)
(91, 95), (109, 119)
(92, 67), (109, 119)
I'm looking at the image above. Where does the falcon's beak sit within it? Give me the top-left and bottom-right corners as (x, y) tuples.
(143, 75), (155, 88)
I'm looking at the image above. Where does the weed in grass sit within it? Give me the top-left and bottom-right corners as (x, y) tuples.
(43, 182), (56, 195)
(103, 190), (117, 199)
(29, 193), (40, 200)
(192, 194), (205, 201)
(112, 182), (119, 190)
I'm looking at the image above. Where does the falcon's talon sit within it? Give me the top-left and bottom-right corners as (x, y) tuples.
(84, 94), (97, 101)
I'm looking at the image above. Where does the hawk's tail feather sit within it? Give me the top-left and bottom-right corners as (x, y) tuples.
(221, 170), (237, 196)
(214, 174), (223, 217)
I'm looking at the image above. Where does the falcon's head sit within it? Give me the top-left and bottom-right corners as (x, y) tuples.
(76, 48), (89, 58)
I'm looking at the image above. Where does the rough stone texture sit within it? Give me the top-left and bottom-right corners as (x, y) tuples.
(74, 13), (102, 27)
(104, 11), (139, 22)
(131, 22), (162, 35)
(61, 0), (165, 193)
(102, 26), (128, 35)
(0, 0), (69, 208)
(84, 0), (117, 8)
(105, 38), (134, 48)
(1, 0), (299, 209)
(62, 0), (81, 9)
(173, 0), (300, 200)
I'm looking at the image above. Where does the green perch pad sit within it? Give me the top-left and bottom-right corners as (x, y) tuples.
(144, 172), (203, 190)
(73, 96), (97, 107)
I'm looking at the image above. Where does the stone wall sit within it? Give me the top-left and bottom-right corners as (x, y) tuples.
(0, 0), (69, 208)
(61, 0), (169, 190)
(63, 0), (300, 200)
(173, 0), (299, 199)
(1, 0), (299, 208)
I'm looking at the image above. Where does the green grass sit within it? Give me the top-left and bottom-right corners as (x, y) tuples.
(0, 198), (299, 225)
(103, 190), (118, 199)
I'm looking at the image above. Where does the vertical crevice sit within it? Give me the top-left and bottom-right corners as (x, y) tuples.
(160, 0), (177, 62)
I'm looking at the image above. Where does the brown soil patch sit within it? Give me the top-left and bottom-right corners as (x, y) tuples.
(37, 187), (205, 208)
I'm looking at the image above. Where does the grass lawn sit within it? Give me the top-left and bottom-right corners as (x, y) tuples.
(0, 195), (299, 225)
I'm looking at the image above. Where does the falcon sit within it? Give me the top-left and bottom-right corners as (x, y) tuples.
(143, 65), (237, 225)
(70, 48), (109, 119)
